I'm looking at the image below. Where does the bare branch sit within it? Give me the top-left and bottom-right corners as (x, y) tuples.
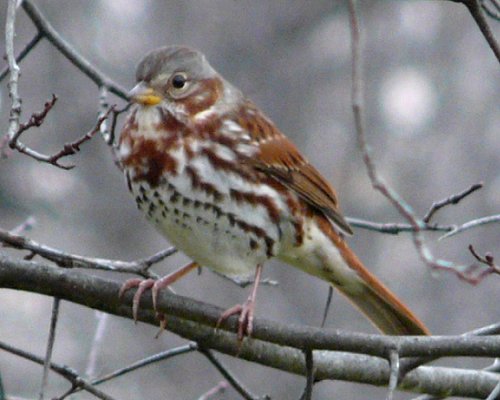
(440, 214), (500, 239)
(0, 226), (176, 278)
(5, 0), (22, 145)
(320, 286), (333, 328)
(197, 381), (229, 400)
(85, 311), (109, 379)
(387, 350), (400, 400)
(423, 183), (483, 223)
(465, 245), (500, 283)
(0, 31), (43, 82)
(90, 344), (197, 386)
(481, 0), (500, 20)
(300, 350), (315, 400)
(44, 108), (114, 169)
(3, 256), (500, 360)
(486, 381), (500, 400)
(0, 340), (116, 400)
(346, 182), (483, 234)
(212, 269), (278, 288)
(347, 0), (496, 284)
(21, 0), (128, 100)
(6, 104), (114, 170)
(39, 298), (60, 400)
(461, 0), (500, 63)
(11, 94), (58, 143)
(347, 217), (454, 234)
(199, 347), (268, 400)
(1, 256), (499, 398)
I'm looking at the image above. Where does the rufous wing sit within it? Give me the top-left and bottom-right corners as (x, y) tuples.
(246, 122), (353, 235)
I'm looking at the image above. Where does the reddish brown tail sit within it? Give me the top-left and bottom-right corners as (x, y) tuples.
(321, 220), (429, 335)
(337, 279), (430, 335)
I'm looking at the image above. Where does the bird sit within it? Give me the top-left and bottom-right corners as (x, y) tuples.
(118, 45), (429, 339)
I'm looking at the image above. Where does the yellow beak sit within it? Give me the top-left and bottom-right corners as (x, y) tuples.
(128, 82), (162, 106)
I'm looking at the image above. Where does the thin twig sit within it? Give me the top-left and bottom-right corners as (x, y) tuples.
(300, 350), (314, 400)
(439, 214), (500, 240)
(39, 298), (60, 400)
(0, 31), (43, 82)
(199, 347), (266, 400)
(60, 344), (198, 399)
(347, 217), (453, 234)
(21, 0), (128, 100)
(386, 350), (400, 400)
(10, 94), (58, 144)
(10, 216), (36, 235)
(8, 105), (114, 170)
(108, 103), (132, 148)
(461, 0), (500, 63)
(0, 340), (116, 400)
(423, 183), (483, 223)
(347, 0), (495, 284)
(85, 312), (109, 379)
(92, 344), (197, 386)
(320, 286), (333, 328)
(212, 269), (279, 288)
(486, 381), (500, 400)
(5, 0), (22, 145)
(466, 245), (499, 282)
(197, 381), (229, 400)
(348, 182), (483, 233)
(97, 86), (111, 143)
(46, 108), (114, 168)
(0, 226), (176, 278)
(481, 0), (500, 19)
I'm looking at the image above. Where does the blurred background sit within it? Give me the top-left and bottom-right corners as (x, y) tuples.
(0, 1), (498, 399)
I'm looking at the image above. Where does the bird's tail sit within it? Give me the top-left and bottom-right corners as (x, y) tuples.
(282, 217), (429, 335)
(336, 271), (430, 335)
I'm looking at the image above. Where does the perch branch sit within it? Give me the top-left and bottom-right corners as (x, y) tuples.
(1, 254), (500, 400)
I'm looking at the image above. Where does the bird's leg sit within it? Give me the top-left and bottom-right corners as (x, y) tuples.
(217, 264), (263, 340)
(119, 261), (199, 323)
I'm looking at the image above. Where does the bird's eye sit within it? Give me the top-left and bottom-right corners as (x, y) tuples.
(171, 73), (187, 89)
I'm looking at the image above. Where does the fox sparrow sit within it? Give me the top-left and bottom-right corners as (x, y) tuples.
(118, 46), (429, 338)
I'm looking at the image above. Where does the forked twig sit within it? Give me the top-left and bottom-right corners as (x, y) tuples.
(0, 31), (43, 82)
(423, 183), (483, 223)
(347, 0), (496, 284)
(0, 226), (176, 278)
(0, 340), (116, 400)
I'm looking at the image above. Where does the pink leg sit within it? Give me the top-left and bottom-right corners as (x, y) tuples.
(119, 262), (199, 323)
(151, 261), (199, 310)
(217, 264), (263, 341)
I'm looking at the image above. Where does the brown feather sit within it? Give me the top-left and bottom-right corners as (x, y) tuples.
(239, 103), (353, 235)
(316, 215), (430, 335)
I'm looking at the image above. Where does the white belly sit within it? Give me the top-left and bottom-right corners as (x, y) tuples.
(130, 172), (289, 278)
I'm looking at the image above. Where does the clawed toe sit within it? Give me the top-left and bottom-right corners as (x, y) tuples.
(118, 262), (199, 328)
(118, 277), (157, 322)
(217, 299), (255, 341)
(118, 278), (143, 299)
(132, 279), (155, 322)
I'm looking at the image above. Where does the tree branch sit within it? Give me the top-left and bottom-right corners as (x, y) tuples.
(0, 254), (499, 398)
(20, 0), (128, 100)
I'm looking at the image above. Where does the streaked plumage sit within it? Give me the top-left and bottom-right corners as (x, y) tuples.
(119, 46), (429, 336)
